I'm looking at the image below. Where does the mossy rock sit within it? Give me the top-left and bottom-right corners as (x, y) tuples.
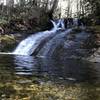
(0, 35), (15, 43)
(0, 35), (17, 52)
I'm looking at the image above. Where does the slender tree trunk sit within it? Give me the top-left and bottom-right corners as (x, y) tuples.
(77, 0), (79, 18)
(45, 0), (49, 11)
(6, 0), (14, 20)
(48, 0), (58, 19)
(67, 0), (71, 18)
(80, 0), (85, 17)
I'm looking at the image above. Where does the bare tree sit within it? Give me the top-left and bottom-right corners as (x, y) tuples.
(48, 0), (59, 19)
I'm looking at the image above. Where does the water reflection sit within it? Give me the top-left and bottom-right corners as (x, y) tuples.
(0, 54), (100, 83)
(14, 55), (36, 75)
(11, 55), (100, 83)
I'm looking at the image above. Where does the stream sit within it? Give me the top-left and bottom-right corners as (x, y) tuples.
(0, 20), (100, 99)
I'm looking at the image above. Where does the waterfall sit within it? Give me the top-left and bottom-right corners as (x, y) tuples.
(37, 29), (72, 57)
(13, 19), (65, 56)
(73, 18), (78, 26)
(51, 19), (65, 31)
(56, 19), (65, 30)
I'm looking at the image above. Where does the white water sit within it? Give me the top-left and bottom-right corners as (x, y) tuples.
(13, 19), (65, 55)
(73, 18), (78, 26)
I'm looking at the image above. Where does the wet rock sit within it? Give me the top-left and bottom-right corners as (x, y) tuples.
(88, 48), (100, 63)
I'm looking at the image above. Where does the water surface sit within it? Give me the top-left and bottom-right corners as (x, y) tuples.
(0, 54), (100, 99)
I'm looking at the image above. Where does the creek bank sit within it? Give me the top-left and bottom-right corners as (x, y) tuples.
(86, 26), (100, 63)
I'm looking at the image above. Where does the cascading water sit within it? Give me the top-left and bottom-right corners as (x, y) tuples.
(73, 18), (78, 26)
(37, 29), (72, 57)
(13, 19), (66, 56)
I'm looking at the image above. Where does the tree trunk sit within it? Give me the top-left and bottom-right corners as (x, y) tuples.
(48, 0), (58, 19)
(6, 0), (14, 20)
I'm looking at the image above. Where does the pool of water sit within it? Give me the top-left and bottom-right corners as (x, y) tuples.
(0, 54), (100, 99)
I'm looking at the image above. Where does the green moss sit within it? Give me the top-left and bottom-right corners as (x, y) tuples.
(0, 35), (15, 43)
(0, 35), (16, 52)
